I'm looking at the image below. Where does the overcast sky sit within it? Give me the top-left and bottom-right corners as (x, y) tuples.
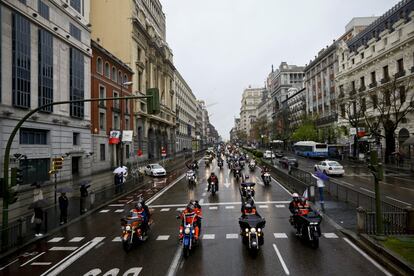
(161, 0), (400, 140)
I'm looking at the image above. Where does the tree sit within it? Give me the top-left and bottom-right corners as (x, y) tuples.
(291, 118), (318, 141)
(250, 117), (269, 143)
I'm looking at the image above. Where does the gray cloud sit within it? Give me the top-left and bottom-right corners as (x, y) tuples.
(161, 0), (400, 140)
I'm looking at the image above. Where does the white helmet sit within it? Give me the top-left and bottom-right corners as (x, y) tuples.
(292, 193), (299, 198)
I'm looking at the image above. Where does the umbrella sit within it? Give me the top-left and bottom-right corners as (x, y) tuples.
(113, 167), (126, 174)
(79, 180), (91, 188)
(57, 186), (73, 193)
(28, 199), (48, 209)
(315, 171), (329, 181)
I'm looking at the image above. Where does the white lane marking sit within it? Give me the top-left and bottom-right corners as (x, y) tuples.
(108, 204), (124, 207)
(225, 206), (234, 209)
(258, 205), (269, 209)
(112, 237), (122, 242)
(203, 234), (215, 240)
(385, 196), (412, 206)
(69, 237), (85, 242)
(202, 192), (207, 196)
(166, 246), (182, 276)
(273, 243), (290, 275)
(160, 208), (171, 212)
(41, 237), (106, 276)
(343, 237), (392, 276)
(150, 201), (291, 208)
(114, 209), (124, 213)
(31, 262), (52, 266)
(223, 182), (231, 188)
(0, 259), (19, 271)
(360, 187), (374, 194)
(47, 237), (64, 243)
(146, 174), (186, 205)
(400, 186), (414, 192)
(209, 206), (218, 210)
(226, 234), (239, 239)
(99, 209), (110, 213)
(176, 207), (185, 211)
(323, 233), (339, 239)
(20, 252), (46, 267)
(156, 235), (170, 241)
(275, 205), (285, 208)
(270, 177), (292, 196)
(126, 199), (134, 204)
(49, 247), (78, 251)
(199, 199), (204, 204)
(274, 233), (288, 239)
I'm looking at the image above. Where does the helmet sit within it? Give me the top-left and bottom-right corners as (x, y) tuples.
(186, 203), (195, 212)
(292, 193), (299, 198)
(135, 202), (143, 210)
(211, 172), (215, 176)
(244, 175), (250, 179)
(245, 203), (252, 212)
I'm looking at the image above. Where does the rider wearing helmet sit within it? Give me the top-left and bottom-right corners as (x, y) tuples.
(261, 166), (270, 181)
(129, 201), (149, 235)
(207, 172), (219, 192)
(179, 201), (202, 241)
(241, 200), (257, 217)
(289, 193), (311, 235)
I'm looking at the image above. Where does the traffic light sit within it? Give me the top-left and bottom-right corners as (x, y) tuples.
(146, 88), (160, 115)
(11, 168), (24, 186)
(52, 157), (64, 171)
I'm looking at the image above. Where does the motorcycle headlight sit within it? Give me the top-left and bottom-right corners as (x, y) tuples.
(247, 187), (250, 190)
(250, 228), (256, 233)
(245, 228), (249, 232)
(257, 228), (261, 232)
(184, 228), (191, 234)
(125, 225), (131, 231)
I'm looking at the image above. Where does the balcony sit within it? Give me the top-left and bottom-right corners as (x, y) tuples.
(358, 85), (366, 92)
(369, 82), (377, 88)
(381, 76), (390, 84)
(394, 70), (406, 79)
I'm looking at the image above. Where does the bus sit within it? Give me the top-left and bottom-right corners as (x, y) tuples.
(293, 141), (328, 158)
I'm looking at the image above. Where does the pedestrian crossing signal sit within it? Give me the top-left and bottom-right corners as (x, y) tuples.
(52, 157), (64, 171)
(11, 168), (24, 186)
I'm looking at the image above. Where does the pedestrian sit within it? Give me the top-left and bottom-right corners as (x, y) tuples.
(312, 171), (327, 211)
(33, 182), (43, 202)
(80, 182), (90, 214)
(33, 207), (43, 237)
(58, 192), (69, 225)
(114, 173), (122, 193)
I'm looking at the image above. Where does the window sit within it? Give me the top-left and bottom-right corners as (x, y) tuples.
(385, 90), (391, 106)
(70, 48), (85, 118)
(112, 67), (117, 82)
(125, 99), (129, 114)
(340, 104), (345, 117)
(372, 45), (375, 53)
(100, 144), (105, 161)
(99, 85), (105, 107)
(70, 0), (81, 13)
(126, 144), (130, 159)
(351, 80), (355, 91)
(352, 58), (355, 64)
(361, 98), (366, 112)
(70, 23), (81, 41)
(20, 128), (48, 144)
(20, 158), (50, 185)
(118, 70), (122, 84)
(38, 29), (53, 112)
(18, 0), (27, 3)
(371, 95), (378, 108)
(73, 132), (80, 145)
(397, 58), (404, 73)
(138, 47), (142, 61)
(384, 37), (388, 46)
(96, 57), (103, 74)
(104, 62), (110, 78)
(360, 52), (364, 59)
(12, 13), (31, 109)
(360, 76), (365, 88)
(383, 65), (389, 79)
(124, 74), (128, 84)
(38, 0), (49, 19)
(138, 72), (142, 91)
(114, 114), (120, 129)
(113, 91), (119, 109)
(125, 118), (129, 130)
(99, 112), (105, 130)
(371, 71), (376, 83)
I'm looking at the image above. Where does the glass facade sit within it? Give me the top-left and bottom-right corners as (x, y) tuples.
(12, 13), (31, 109)
(38, 29), (53, 112)
(70, 23), (81, 41)
(20, 158), (50, 185)
(38, 0), (49, 20)
(70, 48), (85, 118)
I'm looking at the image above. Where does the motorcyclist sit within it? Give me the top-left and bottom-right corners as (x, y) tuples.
(129, 202), (149, 235)
(241, 201), (258, 218)
(207, 172), (219, 192)
(179, 202), (202, 241)
(261, 166), (271, 181)
(289, 193), (311, 234)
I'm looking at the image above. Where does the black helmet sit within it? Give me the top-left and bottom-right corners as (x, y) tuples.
(135, 202), (143, 209)
(211, 172), (215, 176)
(187, 203), (195, 212)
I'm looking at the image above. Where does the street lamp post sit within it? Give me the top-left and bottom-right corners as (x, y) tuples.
(120, 81), (133, 167)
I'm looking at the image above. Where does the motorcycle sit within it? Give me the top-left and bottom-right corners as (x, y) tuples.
(290, 211), (322, 248)
(186, 170), (196, 186)
(120, 215), (148, 252)
(263, 172), (271, 185)
(218, 160), (224, 169)
(239, 160), (245, 169)
(234, 169), (242, 181)
(248, 162), (256, 172)
(240, 182), (255, 200)
(209, 180), (218, 196)
(239, 214), (266, 254)
(178, 213), (200, 258)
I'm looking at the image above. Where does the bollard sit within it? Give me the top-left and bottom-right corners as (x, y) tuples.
(356, 207), (366, 234)
(405, 206), (414, 234)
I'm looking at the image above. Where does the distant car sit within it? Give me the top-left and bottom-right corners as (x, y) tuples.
(314, 160), (345, 176)
(264, 150), (275, 159)
(144, 163), (166, 177)
(275, 150), (284, 158)
(279, 156), (299, 169)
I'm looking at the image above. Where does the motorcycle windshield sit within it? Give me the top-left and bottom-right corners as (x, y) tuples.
(239, 215), (266, 229)
(241, 182), (256, 188)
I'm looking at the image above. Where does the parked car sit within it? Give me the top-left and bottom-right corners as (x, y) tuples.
(275, 150), (284, 158)
(279, 156), (299, 169)
(314, 160), (345, 176)
(144, 163), (167, 177)
(263, 150), (275, 159)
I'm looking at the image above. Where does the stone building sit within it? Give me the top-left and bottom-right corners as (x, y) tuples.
(90, 0), (176, 161)
(286, 87), (306, 129)
(239, 87), (265, 137)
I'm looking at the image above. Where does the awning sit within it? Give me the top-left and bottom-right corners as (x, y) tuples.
(403, 136), (414, 146)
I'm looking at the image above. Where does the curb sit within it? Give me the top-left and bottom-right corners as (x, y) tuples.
(340, 229), (412, 276)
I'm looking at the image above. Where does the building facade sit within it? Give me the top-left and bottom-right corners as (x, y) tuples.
(90, 0), (176, 161)
(0, 0), (92, 184)
(286, 87), (306, 129)
(90, 40), (134, 173)
(239, 87), (265, 136)
(175, 70), (197, 152)
(336, 0), (414, 158)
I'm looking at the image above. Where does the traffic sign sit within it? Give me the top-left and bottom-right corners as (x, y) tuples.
(137, 149), (143, 157)
(161, 147), (167, 157)
(52, 157), (64, 171)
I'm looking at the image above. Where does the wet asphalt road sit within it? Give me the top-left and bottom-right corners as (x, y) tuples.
(268, 153), (414, 207)
(0, 159), (392, 276)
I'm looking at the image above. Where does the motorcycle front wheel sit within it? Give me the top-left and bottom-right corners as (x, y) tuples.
(183, 247), (190, 258)
(123, 240), (133, 252)
(310, 237), (319, 249)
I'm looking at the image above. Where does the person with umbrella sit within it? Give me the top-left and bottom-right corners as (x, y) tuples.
(312, 170), (329, 210)
(57, 187), (72, 224)
(32, 182), (43, 202)
(29, 199), (47, 237)
(80, 181), (90, 214)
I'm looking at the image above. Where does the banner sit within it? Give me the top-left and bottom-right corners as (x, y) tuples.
(109, 131), (121, 144)
(122, 130), (133, 142)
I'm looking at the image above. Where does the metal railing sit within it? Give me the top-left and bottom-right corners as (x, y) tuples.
(363, 211), (408, 235)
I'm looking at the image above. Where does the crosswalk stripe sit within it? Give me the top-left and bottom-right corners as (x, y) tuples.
(225, 206), (234, 209)
(323, 233), (339, 239)
(275, 205), (285, 208)
(47, 237), (64, 243)
(156, 235), (170, 241)
(99, 209), (110, 213)
(209, 206), (218, 210)
(49, 246), (78, 251)
(176, 207), (185, 211)
(203, 234), (215, 240)
(160, 208), (170, 212)
(31, 262), (52, 266)
(112, 237), (122, 242)
(274, 233), (288, 239)
(69, 237), (85, 242)
(226, 234), (239, 239)
(114, 209), (124, 213)
(108, 204), (124, 207)
(258, 205), (269, 208)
